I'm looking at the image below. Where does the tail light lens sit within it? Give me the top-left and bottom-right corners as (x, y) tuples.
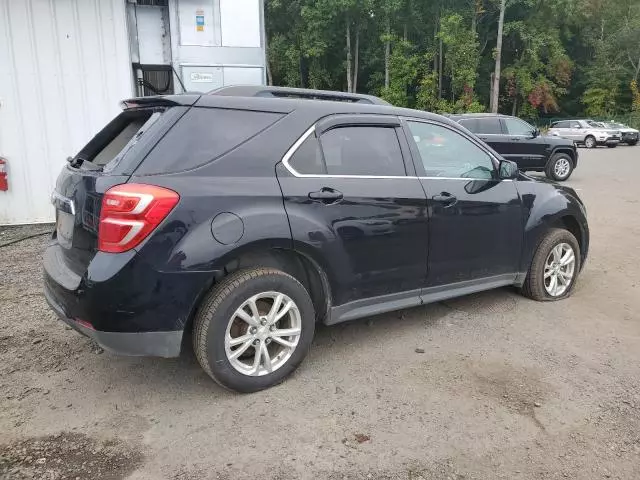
(98, 184), (179, 253)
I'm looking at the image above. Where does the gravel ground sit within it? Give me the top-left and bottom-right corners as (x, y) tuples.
(1, 146), (639, 480)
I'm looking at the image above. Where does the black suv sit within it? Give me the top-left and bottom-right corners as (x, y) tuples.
(44, 87), (589, 392)
(449, 113), (578, 181)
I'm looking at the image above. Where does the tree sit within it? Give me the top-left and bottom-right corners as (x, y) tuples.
(490, 0), (506, 113)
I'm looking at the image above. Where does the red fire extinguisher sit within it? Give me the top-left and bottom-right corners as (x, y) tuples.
(0, 157), (8, 191)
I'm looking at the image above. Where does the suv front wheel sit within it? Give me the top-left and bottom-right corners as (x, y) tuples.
(546, 153), (574, 181)
(193, 268), (315, 392)
(522, 228), (581, 301)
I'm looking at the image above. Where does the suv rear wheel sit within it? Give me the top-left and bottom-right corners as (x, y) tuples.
(546, 153), (574, 181)
(193, 268), (315, 392)
(521, 228), (581, 301)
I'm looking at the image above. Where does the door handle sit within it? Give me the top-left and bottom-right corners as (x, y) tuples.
(478, 136), (489, 141)
(309, 188), (343, 204)
(432, 192), (457, 207)
(510, 137), (521, 141)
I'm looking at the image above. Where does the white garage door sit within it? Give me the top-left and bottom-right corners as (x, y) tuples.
(0, 0), (133, 224)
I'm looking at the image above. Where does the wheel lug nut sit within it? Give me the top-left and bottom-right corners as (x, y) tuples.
(269, 325), (275, 331)
(250, 327), (257, 334)
(265, 338), (272, 344)
(260, 319), (267, 326)
(253, 339), (260, 345)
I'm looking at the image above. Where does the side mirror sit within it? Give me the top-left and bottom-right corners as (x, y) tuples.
(499, 160), (519, 180)
(531, 128), (540, 138)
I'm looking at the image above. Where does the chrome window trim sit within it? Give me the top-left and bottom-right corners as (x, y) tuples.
(281, 121), (513, 182)
(281, 124), (414, 179)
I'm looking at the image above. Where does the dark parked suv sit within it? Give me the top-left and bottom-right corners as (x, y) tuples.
(449, 113), (578, 181)
(44, 87), (589, 392)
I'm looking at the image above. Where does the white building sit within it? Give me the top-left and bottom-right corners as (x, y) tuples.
(0, 0), (266, 224)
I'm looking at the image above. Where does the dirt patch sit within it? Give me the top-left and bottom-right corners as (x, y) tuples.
(0, 432), (143, 480)
(412, 356), (550, 430)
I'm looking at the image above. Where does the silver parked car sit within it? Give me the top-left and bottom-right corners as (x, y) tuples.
(599, 122), (638, 146)
(548, 119), (621, 148)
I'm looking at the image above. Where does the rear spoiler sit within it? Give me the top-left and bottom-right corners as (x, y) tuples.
(119, 95), (201, 110)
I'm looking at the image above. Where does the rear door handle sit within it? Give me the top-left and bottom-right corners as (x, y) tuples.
(478, 136), (489, 141)
(432, 192), (457, 207)
(510, 137), (521, 141)
(309, 188), (343, 204)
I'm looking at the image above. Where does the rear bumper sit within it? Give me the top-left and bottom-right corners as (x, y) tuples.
(42, 241), (214, 357)
(44, 282), (183, 357)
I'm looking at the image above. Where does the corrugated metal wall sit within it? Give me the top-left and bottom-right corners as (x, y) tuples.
(0, 0), (133, 224)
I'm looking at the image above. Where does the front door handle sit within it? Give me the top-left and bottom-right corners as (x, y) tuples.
(478, 136), (489, 141)
(309, 188), (343, 204)
(432, 192), (457, 207)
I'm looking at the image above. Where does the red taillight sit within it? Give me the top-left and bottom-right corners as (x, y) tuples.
(98, 184), (179, 253)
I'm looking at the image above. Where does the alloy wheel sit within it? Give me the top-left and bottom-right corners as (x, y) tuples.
(224, 291), (302, 376)
(584, 136), (596, 148)
(554, 158), (571, 179)
(543, 243), (576, 297)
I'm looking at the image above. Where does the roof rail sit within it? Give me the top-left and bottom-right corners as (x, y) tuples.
(208, 85), (391, 106)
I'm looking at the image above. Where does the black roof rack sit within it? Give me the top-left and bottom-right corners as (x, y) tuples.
(208, 85), (391, 106)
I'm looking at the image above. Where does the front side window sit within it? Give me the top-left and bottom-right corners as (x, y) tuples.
(407, 121), (496, 179)
(504, 118), (534, 136)
(319, 126), (406, 176)
(570, 121), (581, 128)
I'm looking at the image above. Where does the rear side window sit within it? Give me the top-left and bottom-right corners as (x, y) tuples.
(136, 107), (283, 174)
(319, 126), (405, 176)
(552, 121), (569, 128)
(475, 118), (502, 134)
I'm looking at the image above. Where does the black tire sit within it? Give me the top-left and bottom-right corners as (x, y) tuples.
(193, 268), (315, 393)
(545, 153), (574, 181)
(584, 135), (596, 149)
(521, 228), (581, 302)
(628, 140), (638, 146)
(607, 143), (617, 148)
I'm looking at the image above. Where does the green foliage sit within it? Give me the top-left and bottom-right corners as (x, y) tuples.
(438, 13), (479, 97)
(583, 87), (618, 117)
(380, 40), (420, 107)
(265, 0), (640, 117)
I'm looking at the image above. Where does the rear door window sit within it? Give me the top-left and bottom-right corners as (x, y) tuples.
(136, 107), (284, 174)
(319, 126), (406, 176)
(475, 118), (503, 134)
(288, 135), (326, 175)
(458, 119), (478, 132)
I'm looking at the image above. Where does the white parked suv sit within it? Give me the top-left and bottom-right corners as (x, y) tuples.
(599, 122), (638, 146)
(548, 119), (621, 148)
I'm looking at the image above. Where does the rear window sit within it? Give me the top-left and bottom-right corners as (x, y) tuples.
(73, 109), (166, 171)
(135, 107), (284, 174)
